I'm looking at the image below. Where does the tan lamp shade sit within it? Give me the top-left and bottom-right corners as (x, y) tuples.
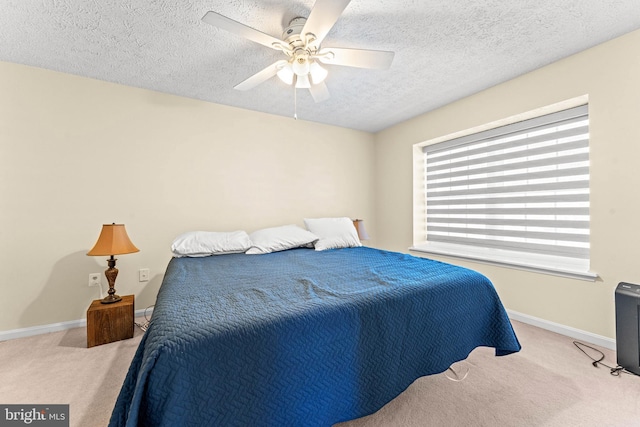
(87, 223), (139, 256)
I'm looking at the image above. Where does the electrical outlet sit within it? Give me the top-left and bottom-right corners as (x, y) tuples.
(88, 273), (101, 287)
(139, 268), (150, 282)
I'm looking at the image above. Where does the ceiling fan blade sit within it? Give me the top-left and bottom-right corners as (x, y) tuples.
(309, 82), (330, 103)
(301, 0), (351, 47)
(318, 47), (395, 69)
(202, 11), (286, 51)
(234, 60), (287, 91)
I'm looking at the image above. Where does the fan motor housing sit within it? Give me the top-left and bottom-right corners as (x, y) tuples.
(283, 17), (307, 46)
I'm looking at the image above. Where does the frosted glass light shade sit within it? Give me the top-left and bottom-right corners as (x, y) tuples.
(292, 56), (310, 76)
(277, 64), (294, 85)
(309, 62), (328, 84)
(295, 74), (311, 89)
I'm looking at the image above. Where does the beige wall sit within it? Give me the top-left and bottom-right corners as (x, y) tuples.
(374, 29), (640, 339)
(0, 61), (375, 332)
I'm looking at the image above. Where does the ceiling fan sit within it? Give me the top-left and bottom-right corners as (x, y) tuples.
(201, 0), (395, 103)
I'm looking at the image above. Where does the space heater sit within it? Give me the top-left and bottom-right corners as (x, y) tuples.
(615, 282), (640, 375)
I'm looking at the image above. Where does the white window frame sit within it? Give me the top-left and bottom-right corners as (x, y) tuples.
(410, 96), (598, 281)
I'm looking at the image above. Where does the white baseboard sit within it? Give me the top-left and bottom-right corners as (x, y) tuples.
(0, 307), (153, 342)
(507, 309), (616, 351)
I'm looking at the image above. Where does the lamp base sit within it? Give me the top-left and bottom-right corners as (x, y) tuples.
(101, 294), (122, 304)
(102, 256), (122, 304)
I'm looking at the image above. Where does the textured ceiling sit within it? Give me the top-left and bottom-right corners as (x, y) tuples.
(2, 1), (640, 132)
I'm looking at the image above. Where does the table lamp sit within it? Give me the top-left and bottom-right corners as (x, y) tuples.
(87, 223), (139, 304)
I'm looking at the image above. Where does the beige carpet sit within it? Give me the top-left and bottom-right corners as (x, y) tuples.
(1, 320), (639, 427)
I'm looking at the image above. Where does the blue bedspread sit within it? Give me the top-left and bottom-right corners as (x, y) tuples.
(109, 247), (520, 427)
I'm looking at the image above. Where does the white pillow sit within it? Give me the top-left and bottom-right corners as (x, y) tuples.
(246, 225), (319, 255)
(303, 217), (361, 251)
(171, 231), (251, 257)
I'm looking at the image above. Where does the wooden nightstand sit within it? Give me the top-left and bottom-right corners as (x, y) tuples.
(87, 295), (134, 348)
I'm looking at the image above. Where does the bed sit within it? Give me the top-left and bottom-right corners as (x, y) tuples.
(109, 246), (520, 426)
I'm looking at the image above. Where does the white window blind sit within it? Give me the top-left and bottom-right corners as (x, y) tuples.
(422, 104), (589, 262)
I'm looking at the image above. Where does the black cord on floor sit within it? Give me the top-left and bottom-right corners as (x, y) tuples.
(573, 341), (632, 376)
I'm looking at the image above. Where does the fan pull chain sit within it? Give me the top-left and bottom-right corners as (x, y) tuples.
(294, 86), (298, 120)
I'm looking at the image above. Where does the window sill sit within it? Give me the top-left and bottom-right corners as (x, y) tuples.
(409, 243), (598, 282)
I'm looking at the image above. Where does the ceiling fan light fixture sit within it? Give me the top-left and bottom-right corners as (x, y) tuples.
(292, 55), (310, 76)
(309, 61), (328, 84)
(277, 64), (294, 85)
(202, 0), (395, 103)
(295, 74), (311, 89)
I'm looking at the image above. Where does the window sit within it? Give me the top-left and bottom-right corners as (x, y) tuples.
(412, 104), (595, 280)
